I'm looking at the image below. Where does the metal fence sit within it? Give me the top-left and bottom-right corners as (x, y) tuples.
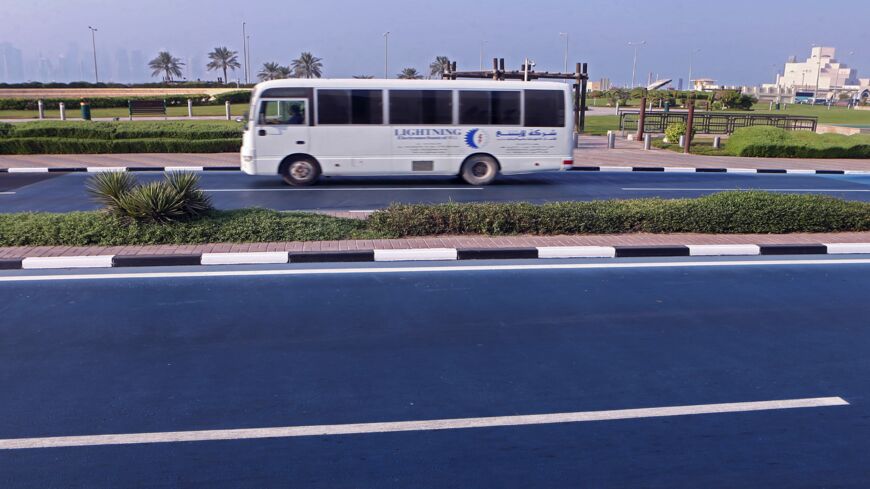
(618, 111), (818, 134)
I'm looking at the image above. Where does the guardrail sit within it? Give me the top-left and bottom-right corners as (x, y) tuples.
(618, 111), (818, 134)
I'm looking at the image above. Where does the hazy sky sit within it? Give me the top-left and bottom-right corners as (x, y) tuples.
(2, 0), (868, 85)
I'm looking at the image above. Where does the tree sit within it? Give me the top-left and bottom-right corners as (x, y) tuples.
(429, 56), (450, 79)
(258, 62), (288, 81)
(291, 52), (323, 78)
(206, 47), (241, 84)
(397, 67), (422, 79)
(148, 51), (185, 82)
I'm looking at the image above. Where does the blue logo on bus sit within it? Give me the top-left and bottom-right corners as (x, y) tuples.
(465, 128), (488, 149)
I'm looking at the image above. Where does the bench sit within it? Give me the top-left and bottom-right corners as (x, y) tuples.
(128, 99), (166, 120)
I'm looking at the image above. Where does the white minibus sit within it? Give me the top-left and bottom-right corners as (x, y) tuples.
(240, 79), (574, 185)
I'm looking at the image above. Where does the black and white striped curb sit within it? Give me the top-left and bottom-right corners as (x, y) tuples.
(2, 165), (868, 175)
(3, 243), (870, 270)
(0, 166), (241, 173)
(571, 166), (870, 175)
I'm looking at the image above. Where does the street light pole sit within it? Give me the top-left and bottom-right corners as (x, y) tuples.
(246, 35), (251, 84)
(688, 48), (701, 91)
(628, 41), (645, 88)
(242, 22), (248, 84)
(87, 26), (98, 83)
(479, 40), (486, 70)
(383, 32), (390, 79)
(559, 32), (569, 73)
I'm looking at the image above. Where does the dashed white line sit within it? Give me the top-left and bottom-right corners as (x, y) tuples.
(0, 397), (847, 450)
(205, 187), (483, 192)
(622, 187), (870, 192)
(0, 191), (15, 195)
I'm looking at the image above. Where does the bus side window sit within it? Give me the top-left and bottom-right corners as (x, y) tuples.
(259, 100), (306, 125)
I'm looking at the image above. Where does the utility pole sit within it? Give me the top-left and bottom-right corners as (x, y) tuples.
(688, 48), (701, 91)
(628, 41), (645, 88)
(242, 22), (248, 84)
(383, 31), (390, 79)
(246, 35), (251, 83)
(88, 26), (99, 83)
(479, 40), (486, 70)
(559, 32), (569, 73)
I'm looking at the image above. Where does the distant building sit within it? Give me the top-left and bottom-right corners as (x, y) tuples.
(586, 78), (611, 91)
(775, 47), (858, 92)
(690, 78), (719, 91)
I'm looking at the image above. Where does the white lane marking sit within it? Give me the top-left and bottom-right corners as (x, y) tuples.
(622, 187), (870, 192)
(537, 246), (616, 258)
(21, 255), (114, 270)
(204, 187), (483, 192)
(4, 258), (870, 283)
(0, 397), (846, 450)
(824, 243), (870, 254)
(374, 248), (458, 262)
(348, 210), (376, 213)
(201, 252), (289, 266)
(688, 244), (761, 257)
(0, 191), (15, 195)
(7, 167), (49, 173)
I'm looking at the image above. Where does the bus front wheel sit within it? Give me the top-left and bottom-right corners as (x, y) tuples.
(280, 157), (321, 186)
(460, 155), (498, 186)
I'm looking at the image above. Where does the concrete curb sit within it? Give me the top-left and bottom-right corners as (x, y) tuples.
(2, 243), (870, 270)
(1, 166), (240, 173)
(571, 166), (870, 175)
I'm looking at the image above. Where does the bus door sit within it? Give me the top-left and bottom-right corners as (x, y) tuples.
(255, 98), (310, 164)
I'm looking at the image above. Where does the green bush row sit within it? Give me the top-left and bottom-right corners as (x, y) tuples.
(0, 137), (241, 154)
(5, 121), (243, 140)
(0, 91), (251, 111)
(727, 126), (870, 158)
(368, 192), (870, 236)
(0, 209), (369, 246)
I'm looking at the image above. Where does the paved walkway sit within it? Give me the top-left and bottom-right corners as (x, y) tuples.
(3, 232), (870, 259)
(574, 136), (870, 171)
(2, 136), (869, 171)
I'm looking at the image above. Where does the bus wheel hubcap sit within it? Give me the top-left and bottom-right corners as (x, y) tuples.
(291, 162), (312, 179)
(472, 161), (489, 177)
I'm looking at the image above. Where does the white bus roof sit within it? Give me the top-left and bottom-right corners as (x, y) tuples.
(253, 78), (569, 94)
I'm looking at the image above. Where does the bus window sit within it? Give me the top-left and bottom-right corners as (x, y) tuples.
(259, 100), (307, 125)
(389, 90), (453, 124)
(317, 89), (383, 124)
(524, 90), (565, 127)
(459, 91), (520, 125)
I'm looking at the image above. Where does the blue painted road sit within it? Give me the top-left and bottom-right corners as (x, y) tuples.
(3, 171), (870, 212)
(1, 256), (870, 487)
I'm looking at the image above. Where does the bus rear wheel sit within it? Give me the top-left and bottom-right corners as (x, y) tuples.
(280, 157), (321, 186)
(460, 155), (498, 186)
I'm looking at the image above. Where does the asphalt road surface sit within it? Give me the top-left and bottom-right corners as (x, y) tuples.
(2, 256), (870, 487)
(3, 171), (870, 212)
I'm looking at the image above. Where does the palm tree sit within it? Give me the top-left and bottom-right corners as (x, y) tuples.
(148, 51), (185, 82)
(291, 52), (323, 78)
(258, 62), (287, 81)
(397, 67), (422, 79)
(206, 47), (241, 84)
(429, 56), (450, 79)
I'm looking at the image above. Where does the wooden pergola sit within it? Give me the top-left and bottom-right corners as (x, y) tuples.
(442, 58), (590, 133)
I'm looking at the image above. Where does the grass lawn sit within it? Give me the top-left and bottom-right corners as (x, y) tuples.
(583, 115), (619, 135)
(0, 105), (247, 120)
(749, 103), (870, 126)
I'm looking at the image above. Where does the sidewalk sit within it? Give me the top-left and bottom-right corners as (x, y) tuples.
(4, 232), (870, 259)
(574, 135), (870, 171)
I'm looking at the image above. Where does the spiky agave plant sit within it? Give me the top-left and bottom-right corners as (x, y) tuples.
(165, 171), (213, 218)
(117, 181), (187, 223)
(86, 171), (136, 214)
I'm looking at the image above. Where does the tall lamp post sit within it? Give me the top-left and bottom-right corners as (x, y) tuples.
(87, 26), (99, 83)
(628, 41), (645, 88)
(479, 40), (486, 70)
(242, 22), (248, 84)
(687, 48), (701, 91)
(559, 32), (569, 73)
(383, 31), (390, 79)
(246, 35), (251, 83)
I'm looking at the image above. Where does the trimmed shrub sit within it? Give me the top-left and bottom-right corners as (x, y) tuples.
(664, 122), (688, 142)
(212, 90), (252, 104)
(87, 172), (212, 223)
(728, 126), (870, 158)
(0, 137), (241, 154)
(368, 192), (870, 237)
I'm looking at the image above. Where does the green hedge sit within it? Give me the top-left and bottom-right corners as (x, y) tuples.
(0, 95), (213, 111)
(368, 192), (870, 236)
(6, 121), (242, 139)
(212, 90), (252, 104)
(0, 209), (369, 246)
(727, 126), (870, 158)
(0, 137), (241, 154)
